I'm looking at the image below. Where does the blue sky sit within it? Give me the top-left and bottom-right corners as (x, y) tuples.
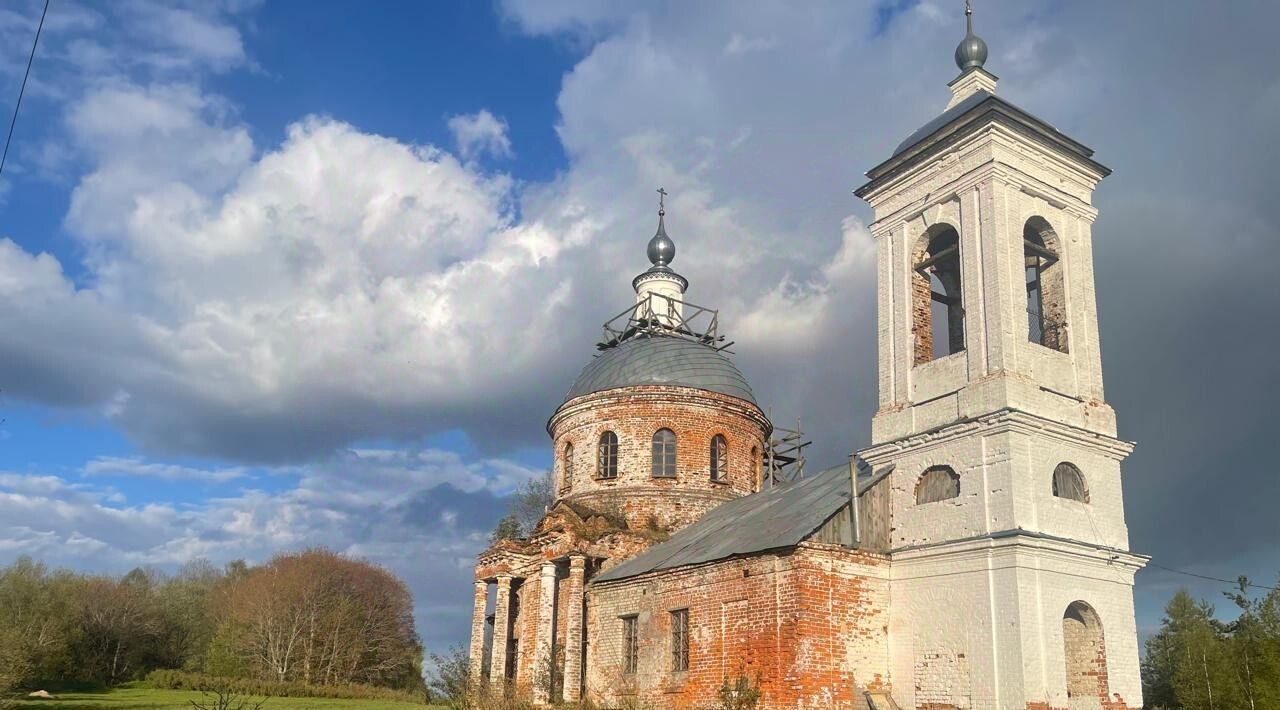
(0, 0), (1277, 658)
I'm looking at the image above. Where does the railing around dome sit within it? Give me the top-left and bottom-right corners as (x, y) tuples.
(596, 292), (733, 352)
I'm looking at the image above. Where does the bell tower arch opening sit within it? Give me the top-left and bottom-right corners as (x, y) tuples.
(913, 224), (965, 364)
(1025, 216), (1068, 353)
(1063, 601), (1108, 709)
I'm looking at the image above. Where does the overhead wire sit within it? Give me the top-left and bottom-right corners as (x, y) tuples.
(1143, 562), (1277, 592)
(1, 0), (50, 180)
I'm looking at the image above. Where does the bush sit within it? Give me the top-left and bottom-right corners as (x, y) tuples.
(145, 669), (425, 703)
(713, 674), (761, 710)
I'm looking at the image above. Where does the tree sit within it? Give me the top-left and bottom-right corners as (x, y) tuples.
(1223, 577), (1280, 710)
(212, 548), (423, 690)
(512, 469), (554, 536)
(78, 572), (161, 685)
(426, 646), (470, 709)
(489, 514), (521, 544)
(1144, 588), (1247, 710)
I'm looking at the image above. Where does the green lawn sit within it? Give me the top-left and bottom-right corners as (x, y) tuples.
(8, 685), (443, 710)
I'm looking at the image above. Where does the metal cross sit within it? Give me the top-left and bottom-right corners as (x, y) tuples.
(657, 187), (667, 215)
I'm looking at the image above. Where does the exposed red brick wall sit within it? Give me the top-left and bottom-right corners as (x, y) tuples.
(911, 247), (933, 365)
(549, 385), (770, 533)
(584, 543), (889, 709)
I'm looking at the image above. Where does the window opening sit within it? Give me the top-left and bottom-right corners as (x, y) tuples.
(598, 431), (619, 479)
(710, 435), (728, 482)
(652, 429), (677, 478)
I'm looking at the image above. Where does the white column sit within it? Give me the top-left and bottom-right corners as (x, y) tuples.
(532, 562), (557, 705)
(468, 580), (488, 686)
(562, 556), (587, 702)
(489, 575), (513, 692)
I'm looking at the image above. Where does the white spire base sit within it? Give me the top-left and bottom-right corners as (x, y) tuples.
(946, 67), (998, 109)
(634, 271), (686, 328)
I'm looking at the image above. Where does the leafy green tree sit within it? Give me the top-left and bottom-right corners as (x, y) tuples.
(1222, 577), (1280, 710)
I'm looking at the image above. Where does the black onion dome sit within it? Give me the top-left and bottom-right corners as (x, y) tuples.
(563, 336), (756, 405)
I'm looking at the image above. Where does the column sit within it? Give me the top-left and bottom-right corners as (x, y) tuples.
(489, 575), (513, 692)
(468, 580), (488, 685)
(532, 562), (557, 705)
(562, 555), (587, 702)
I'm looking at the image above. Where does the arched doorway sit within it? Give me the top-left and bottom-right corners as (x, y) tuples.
(1063, 601), (1108, 709)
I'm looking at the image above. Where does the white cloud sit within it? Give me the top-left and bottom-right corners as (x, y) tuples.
(723, 33), (778, 56)
(447, 110), (514, 161)
(0, 448), (535, 650)
(82, 456), (246, 483)
(1, 1), (1279, 620)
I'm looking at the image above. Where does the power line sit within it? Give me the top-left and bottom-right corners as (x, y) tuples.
(1, 0), (50, 180)
(1143, 562), (1277, 592)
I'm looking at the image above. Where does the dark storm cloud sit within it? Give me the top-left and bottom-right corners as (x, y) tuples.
(1, 0), (1277, 643)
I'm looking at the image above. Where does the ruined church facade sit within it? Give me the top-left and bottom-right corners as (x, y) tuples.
(468, 13), (1146, 710)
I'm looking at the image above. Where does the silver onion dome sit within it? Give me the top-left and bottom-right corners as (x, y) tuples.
(647, 212), (676, 267)
(954, 2), (988, 72)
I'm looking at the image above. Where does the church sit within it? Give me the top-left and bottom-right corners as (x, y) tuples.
(467, 8), (1146, 709)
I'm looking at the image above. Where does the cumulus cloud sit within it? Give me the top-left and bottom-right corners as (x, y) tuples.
(0, 448), (536, 649)
(1, 0), (1279, 646)
(82, 456), (246, 483)
(447, 110), (514, 161)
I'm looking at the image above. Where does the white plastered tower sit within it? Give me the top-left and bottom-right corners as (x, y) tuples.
(854, 7), (1147, 709)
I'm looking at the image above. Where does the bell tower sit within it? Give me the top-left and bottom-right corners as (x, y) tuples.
(854, 4), (1147, 708)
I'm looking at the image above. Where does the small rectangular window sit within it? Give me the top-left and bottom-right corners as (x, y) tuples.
(622, 615), (638, 675)
(670, 608), (689, 672)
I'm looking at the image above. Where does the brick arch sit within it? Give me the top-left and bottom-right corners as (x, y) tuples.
(709, 433), (729, 482)
(1024, 215), (1068, 353)
(1063, 600), (1108, 708)
(911, 222), (964, 364)
(1053, 462), (1089, 503)
(561, 441), (574, 493)
(915, 465), (960, 504)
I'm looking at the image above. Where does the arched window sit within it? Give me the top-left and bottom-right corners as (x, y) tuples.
(751, 446), (761, 492)
(561, 443), (574, 492)
(913, 226), (965, 364)
(710, 435), (728, 482)
(915, 465), (960, 504)
(652, 429), (677, 478)
(1025, 217), (1068, 353)
(1063, 601), (1108, 702)
(597, 431), (619, 479)
(1052, 462), (1088, 503)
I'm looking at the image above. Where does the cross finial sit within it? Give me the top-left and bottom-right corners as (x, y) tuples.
(965, 0), (973, 32)
(657, 187), (667, 216)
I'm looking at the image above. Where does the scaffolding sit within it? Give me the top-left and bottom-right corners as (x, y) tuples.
(764, 421), (811, 487)
(596, 292), (732, 352)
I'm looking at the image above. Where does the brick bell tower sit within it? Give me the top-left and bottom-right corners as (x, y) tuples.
(854, 5), (1147, 709)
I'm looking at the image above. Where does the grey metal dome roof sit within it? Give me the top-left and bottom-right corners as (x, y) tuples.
(563, 335), (756, 405)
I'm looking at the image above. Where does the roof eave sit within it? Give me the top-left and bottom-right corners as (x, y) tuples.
(855, 96), (1111, 200)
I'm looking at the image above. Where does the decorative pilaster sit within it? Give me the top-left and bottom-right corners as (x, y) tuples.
(489, 575), (513, 692)
(468, 580), (488, 685)
(532, 562), (557, 705)
(562, 555), (587, 702)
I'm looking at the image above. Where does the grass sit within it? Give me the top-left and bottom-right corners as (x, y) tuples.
(6, 683), (443, 710)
